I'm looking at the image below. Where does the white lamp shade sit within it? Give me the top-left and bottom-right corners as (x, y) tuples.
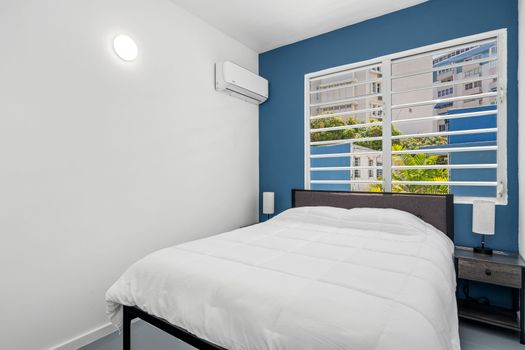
(262, 192), (275, 215)
(472, 200), (495, 235)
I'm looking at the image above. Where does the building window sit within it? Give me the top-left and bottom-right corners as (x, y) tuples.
(465, 67), (481, 78)
(376, 161), (383, 178)
(372, 82), (381, 94)
(353, 157), (360, 179)
(306, 30), (507, 204)
(439, 87), (454, 97)
(466, 81), (481, 90)
(370, 103), (383, 117)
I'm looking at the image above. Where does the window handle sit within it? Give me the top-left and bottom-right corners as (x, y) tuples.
(497, 181), (505, 198)
(499, 86), (506, 104)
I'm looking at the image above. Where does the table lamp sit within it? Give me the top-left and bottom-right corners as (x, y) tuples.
(472, 200), (495, 255)
(263, 192), (275, 220)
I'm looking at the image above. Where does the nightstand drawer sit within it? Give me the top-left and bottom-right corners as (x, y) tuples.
(458, 259), (521, 288)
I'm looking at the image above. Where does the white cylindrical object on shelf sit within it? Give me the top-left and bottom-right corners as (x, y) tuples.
(262, 192), (275, 215)
(472, 200), (495, 235)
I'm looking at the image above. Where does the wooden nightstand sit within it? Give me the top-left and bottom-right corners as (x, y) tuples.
(455, 246), (525, 343)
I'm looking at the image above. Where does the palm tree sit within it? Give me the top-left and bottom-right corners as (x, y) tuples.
(369, 144), (449, 194)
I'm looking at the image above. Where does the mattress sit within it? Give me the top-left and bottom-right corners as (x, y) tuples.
(106, 206), (460, 350)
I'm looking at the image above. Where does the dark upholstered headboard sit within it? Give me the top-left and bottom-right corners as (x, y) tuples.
(292, 189), (454, 241)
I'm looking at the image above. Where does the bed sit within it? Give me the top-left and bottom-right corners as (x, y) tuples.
(106, 189), (458, 350)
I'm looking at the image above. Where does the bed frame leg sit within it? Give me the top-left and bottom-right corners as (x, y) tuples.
(123, 306), (132, 350)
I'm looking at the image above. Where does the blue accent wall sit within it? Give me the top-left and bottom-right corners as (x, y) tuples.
(259, 0), (519, 254)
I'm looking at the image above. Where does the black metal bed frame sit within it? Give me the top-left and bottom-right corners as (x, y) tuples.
(122, 189), (454, 349)
(123, 305), (226, 350)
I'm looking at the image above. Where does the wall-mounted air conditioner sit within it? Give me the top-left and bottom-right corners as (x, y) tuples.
(215, 61), (268, 104)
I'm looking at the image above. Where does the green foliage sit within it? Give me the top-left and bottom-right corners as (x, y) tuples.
(400, 136), (448, 150)
(310, 116), (401, 150)
(310, 115), (450, 195)
(310, 117), (356, 142)
(369, 144), (449, 194)
(354, 120), (401, 151)
(310, 116), (448, 151)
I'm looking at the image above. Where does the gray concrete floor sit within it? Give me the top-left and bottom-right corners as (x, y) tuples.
(459, 320), (524, 350)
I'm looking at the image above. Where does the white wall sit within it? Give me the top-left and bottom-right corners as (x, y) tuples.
(0, 1), (259, 349)
(518, 0), (525, 257)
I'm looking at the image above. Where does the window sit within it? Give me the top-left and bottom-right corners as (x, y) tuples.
(306, 30), (507, 204)
(370, 103), (383, 117)
(372, 82), (382, 94)
(465, 81), (481, 90)
(353, 157), (360, 179)
(465, 67), (481, 78)
(376, 161), (383, 178)
(439, 87), (454, 96)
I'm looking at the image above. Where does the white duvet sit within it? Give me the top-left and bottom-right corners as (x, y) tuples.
(106, 206), (460, 350)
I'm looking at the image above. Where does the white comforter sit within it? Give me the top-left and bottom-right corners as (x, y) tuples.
(106, 206), (460, 350)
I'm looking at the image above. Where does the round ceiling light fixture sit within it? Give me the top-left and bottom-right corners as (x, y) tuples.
(113, 35), (138, 62)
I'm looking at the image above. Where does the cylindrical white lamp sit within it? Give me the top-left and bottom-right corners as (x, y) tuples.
(472, 200), (495, 255)
(262, 192), (275, 220)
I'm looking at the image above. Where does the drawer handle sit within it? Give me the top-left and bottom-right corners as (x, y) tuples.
(485, 269), (492, 276)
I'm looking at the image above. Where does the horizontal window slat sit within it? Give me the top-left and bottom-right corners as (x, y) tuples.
(391, 74), (498, 95)
(311, 166), (382, 171)
(392, 109), (497, 124)
(310, 92), (382, 108)
(309, 147), (496, 159)
(392, 164), (497, 170)
(391, 146), (497, 154)
(391, 91), (498, 109)
(392, 181), (497, 187)
(310, 180), (382, 184)
(391, 127), (497, 140)
(392, 38), (496, 64)
(311, 135), (383, 146)
(391, 56), (498, 80)
(310, 107), (383, 120)
(454, 196), (503, 204)
(310, 63), (382, 82)
(310, 78), (383, 94)
(311, 121), (382, 133)
(310, 151), (383, 158)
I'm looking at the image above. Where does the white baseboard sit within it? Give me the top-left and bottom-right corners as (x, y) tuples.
(50, 323), (116, 350)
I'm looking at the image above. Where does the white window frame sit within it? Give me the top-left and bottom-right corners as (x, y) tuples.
(304, 29), (508, 205)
